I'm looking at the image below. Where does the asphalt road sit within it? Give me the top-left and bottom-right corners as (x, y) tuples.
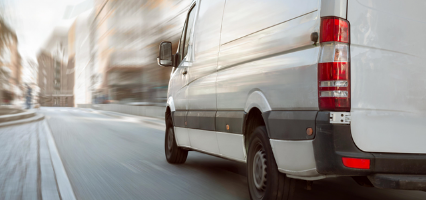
(39, 107), (426, 200)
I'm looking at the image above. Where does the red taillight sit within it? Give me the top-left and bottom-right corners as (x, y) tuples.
(342, 157), (370, 169)
(320, 17), (350, 43)
(318, 62), (349, 81)
(318, 62), (350, 111)
(318, 17), (351, 111)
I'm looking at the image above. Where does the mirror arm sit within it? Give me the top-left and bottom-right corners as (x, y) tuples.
(173, 54), (179, 68)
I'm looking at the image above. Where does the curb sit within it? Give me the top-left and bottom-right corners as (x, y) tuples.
(0, 114), (44, 127)
(0, 110), (36, 123)
(43, 120), (76, 200)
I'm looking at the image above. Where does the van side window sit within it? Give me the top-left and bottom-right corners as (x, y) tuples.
(183, 5), (196, 58)
(178, 23), (186, 62)
(176, 5), (196, 66)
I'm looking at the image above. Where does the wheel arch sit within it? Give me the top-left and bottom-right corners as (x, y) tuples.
(244, 90), (272, 113)
(243, 107), (269, 154)
(167, 96), (176, 112)
(166, 97), (175, 125)
(243, 90), (272, 153)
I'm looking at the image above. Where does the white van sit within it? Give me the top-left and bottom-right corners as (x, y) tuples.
(157, 0), (426, 199)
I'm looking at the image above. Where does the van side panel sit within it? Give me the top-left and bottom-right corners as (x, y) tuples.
(217, 7), (321, 111)
(220, 0), (319, 45)
(191, 0), (225, 82)
(188, 0), (226, 110)
(349, 0), (426, 153)
(217, 49), (320, 111)
(169, 67), (189, 111)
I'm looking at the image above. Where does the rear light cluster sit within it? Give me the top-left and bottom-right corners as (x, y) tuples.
(318, 17), (351, 111)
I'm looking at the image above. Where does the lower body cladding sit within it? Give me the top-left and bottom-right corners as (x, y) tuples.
(173, 111), (247, 162)
(172, 110), (426, 190)
(174, 127), (246, 162)
(264, 110), (324, 180)
(270, 140), (321, 179)
(172, 110), (323, 178)
(174, 126), (320, 178)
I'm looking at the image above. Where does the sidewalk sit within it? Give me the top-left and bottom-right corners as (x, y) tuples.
(0, 119), (75, 200)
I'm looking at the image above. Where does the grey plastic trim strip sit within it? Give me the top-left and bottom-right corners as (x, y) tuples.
(187, 111), (216, 131)
(174, 110), (317, 138)
(264, 111), (318, 140)
(216, 111), (245, 134)
(172, 110), (245, 134)
(172, 111), (187, 128)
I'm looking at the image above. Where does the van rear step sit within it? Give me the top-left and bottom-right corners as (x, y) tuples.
(368, 174), (426, 191)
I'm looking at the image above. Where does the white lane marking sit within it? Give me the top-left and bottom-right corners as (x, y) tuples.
(43, 120), (77, 200)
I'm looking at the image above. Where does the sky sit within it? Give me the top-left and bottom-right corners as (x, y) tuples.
(3, 0), (90, 60)
(1, 0), (93, 83)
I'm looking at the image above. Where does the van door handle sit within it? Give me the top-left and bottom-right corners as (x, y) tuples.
(182, 70), (187, 75)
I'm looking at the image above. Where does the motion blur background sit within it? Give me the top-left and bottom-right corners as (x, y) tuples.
(0, 0), (192, 108)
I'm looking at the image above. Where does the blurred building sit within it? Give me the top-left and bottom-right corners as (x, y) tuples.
(69, 9), (94, 106)
(37, 28), (74, 107)
(22, 60), (39, 105)
(23, 60), (38, 87)
(0, 18), (22, 105)
(91, 0), (192, 104)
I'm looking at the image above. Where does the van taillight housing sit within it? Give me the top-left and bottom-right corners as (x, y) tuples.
(320, 17), (350, 43)
(318, 17), (350, 111)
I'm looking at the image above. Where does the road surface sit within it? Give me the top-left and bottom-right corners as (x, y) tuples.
(39, 107), (426, 200)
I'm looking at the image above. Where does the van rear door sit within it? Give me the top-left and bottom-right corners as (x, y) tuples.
(348, 0), (426, 153)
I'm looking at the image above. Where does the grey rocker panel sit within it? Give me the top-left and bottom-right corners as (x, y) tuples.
(174, 110), (318, 140)
(216, 111), (245, 134)
(186, 111), (216, 131)
(173, 110), (245, 134)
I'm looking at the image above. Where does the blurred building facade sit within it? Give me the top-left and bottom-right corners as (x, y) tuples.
(0, 18), (22, 105)
(69, 9), (94, 105)
(37, 29), (74, 107)
(22, 60), (39, 106)
(89, 0), (192, 104)
(54, 0), (192, 106)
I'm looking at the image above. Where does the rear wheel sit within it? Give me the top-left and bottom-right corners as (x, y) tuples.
(247, 126), (296, 200)
(165, 117), (188, 164)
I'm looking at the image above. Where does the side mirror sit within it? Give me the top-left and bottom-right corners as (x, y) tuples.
(157, 41), (173, 67)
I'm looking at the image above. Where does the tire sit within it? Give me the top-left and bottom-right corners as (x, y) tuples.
(165, 117), (188, 164)
(247, 126), (296, 200)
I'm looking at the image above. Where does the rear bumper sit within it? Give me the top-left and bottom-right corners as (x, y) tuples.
(313, 111), (426, 189)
